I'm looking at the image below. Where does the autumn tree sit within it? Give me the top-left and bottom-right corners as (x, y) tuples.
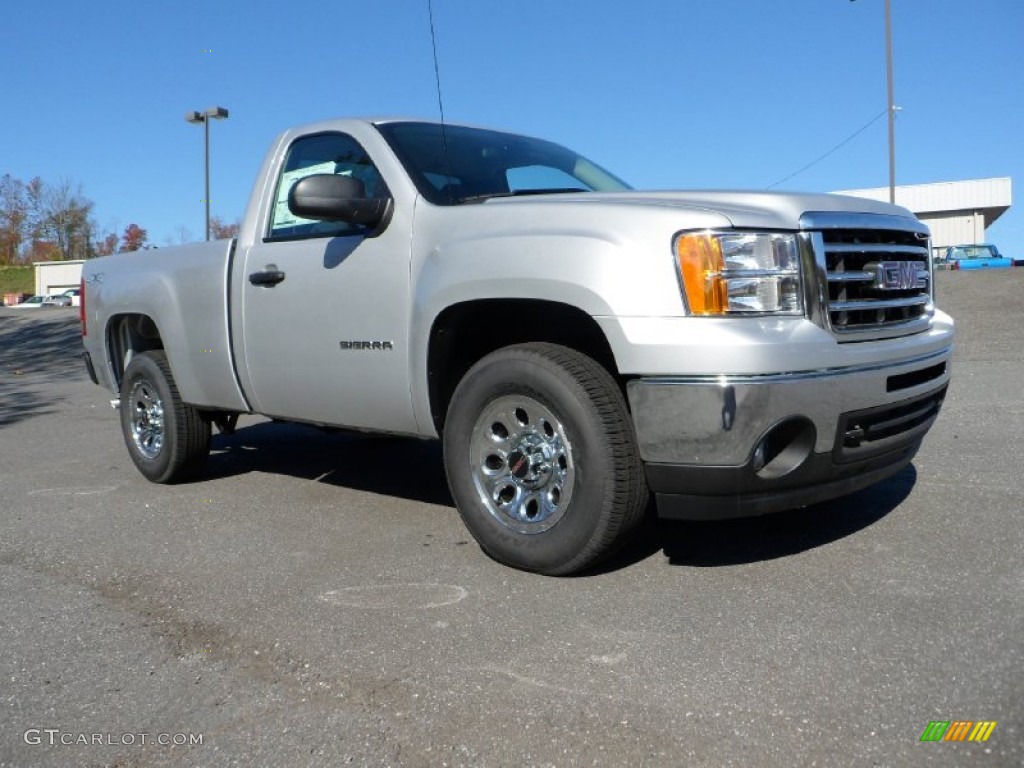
(209, 215), (240, 240)
(120, 223), (148, 252)
(94, 232), (119, 257)
(0, 174), (154, 261)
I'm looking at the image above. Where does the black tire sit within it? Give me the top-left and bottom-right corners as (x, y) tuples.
(443, 343), (648, 575)
(119, 350), (211, 483)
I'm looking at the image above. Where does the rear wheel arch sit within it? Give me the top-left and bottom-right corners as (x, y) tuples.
(106, 313), (164, 392)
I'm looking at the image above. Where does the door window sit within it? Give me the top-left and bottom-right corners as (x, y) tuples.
(267, 132), (388, 240)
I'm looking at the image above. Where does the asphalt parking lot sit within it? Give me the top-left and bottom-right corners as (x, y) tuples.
(1, 270), (1021, 767)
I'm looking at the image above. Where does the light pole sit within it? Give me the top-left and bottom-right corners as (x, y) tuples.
(883, 0), (896, 204)
(185, 106), (229, 240)
(852, 0), (897, 203)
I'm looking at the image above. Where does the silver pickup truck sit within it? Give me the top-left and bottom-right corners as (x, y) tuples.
(81, 117), (953, 574)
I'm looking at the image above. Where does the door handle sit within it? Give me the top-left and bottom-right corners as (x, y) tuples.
(249, 267), (286, 286)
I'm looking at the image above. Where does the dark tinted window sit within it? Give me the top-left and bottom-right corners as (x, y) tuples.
(376, 122), (629, 205)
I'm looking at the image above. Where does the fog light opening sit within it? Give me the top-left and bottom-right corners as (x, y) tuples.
(751, 418), (816, 480)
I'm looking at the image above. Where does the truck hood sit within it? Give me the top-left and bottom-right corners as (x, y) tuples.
(486, 189), (917, 230)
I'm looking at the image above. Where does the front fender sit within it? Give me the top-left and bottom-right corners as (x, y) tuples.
(406, 202), (710, 433)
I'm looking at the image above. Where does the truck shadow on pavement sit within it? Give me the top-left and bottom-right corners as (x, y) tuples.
(602, 465), (916, 571)
(206, 418), (916, 570)
(204, 419), (454, 507)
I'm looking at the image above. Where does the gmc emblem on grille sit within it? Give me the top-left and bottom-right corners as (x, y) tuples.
(873, 261), (924, 290)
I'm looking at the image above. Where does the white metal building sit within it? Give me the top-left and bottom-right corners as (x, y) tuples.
(835, 177), (1012, 259)
(34, 260), (85, 296)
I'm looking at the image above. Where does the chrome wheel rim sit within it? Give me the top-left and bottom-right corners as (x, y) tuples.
(469, 395), (574, 534)
(128, 379), (165, 460)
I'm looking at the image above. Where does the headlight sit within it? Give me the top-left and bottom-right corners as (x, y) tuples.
(674, 232), (803, 315)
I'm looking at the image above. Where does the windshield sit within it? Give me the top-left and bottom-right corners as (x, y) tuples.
(375, 121), (630, 205)
(950, 245), (999, 259)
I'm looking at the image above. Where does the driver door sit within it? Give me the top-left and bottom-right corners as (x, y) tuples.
(238, 131), (415, 433)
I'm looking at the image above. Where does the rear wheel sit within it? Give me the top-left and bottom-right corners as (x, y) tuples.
(120, 350), (210, 483)
(443, 343), (648, 575)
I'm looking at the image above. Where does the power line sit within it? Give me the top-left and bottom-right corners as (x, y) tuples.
(765, 109), (888, 190)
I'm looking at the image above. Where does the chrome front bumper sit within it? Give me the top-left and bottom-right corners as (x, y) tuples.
(626, 347), (952, 519)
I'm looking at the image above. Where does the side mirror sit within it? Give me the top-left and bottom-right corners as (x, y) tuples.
(288, 174), (389, 227)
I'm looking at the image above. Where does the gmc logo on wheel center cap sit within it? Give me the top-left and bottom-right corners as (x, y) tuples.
(873, 261), (925, 290)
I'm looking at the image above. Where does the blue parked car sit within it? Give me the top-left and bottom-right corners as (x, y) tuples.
(944, 244), (1013, 270)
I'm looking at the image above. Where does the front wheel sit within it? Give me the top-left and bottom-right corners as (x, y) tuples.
(120, 350), (211, 483)
(443, 343), (648, 575)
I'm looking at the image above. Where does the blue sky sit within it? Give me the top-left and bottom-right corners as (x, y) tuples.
(4, 0), (1022, 249)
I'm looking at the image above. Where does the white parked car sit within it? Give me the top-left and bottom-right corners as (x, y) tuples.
(10, 295), (47, 308)
(61, 287), (81, 307)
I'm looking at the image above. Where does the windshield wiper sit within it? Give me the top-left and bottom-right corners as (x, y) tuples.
(456, 187), (588, 204)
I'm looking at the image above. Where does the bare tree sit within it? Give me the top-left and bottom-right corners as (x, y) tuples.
(45, 179), (94, 259)
(5, 176), (97, 261)
(24, 177), (55, 259)
(0, 174), (27, 264)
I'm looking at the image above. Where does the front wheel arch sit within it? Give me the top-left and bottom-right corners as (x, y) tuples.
(426, 299), (621, 434)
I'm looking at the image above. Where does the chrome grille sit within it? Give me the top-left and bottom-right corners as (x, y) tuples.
(819, 228), (933, 340)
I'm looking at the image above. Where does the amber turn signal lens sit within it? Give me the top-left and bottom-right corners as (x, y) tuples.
(676, 234), (727, 314)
